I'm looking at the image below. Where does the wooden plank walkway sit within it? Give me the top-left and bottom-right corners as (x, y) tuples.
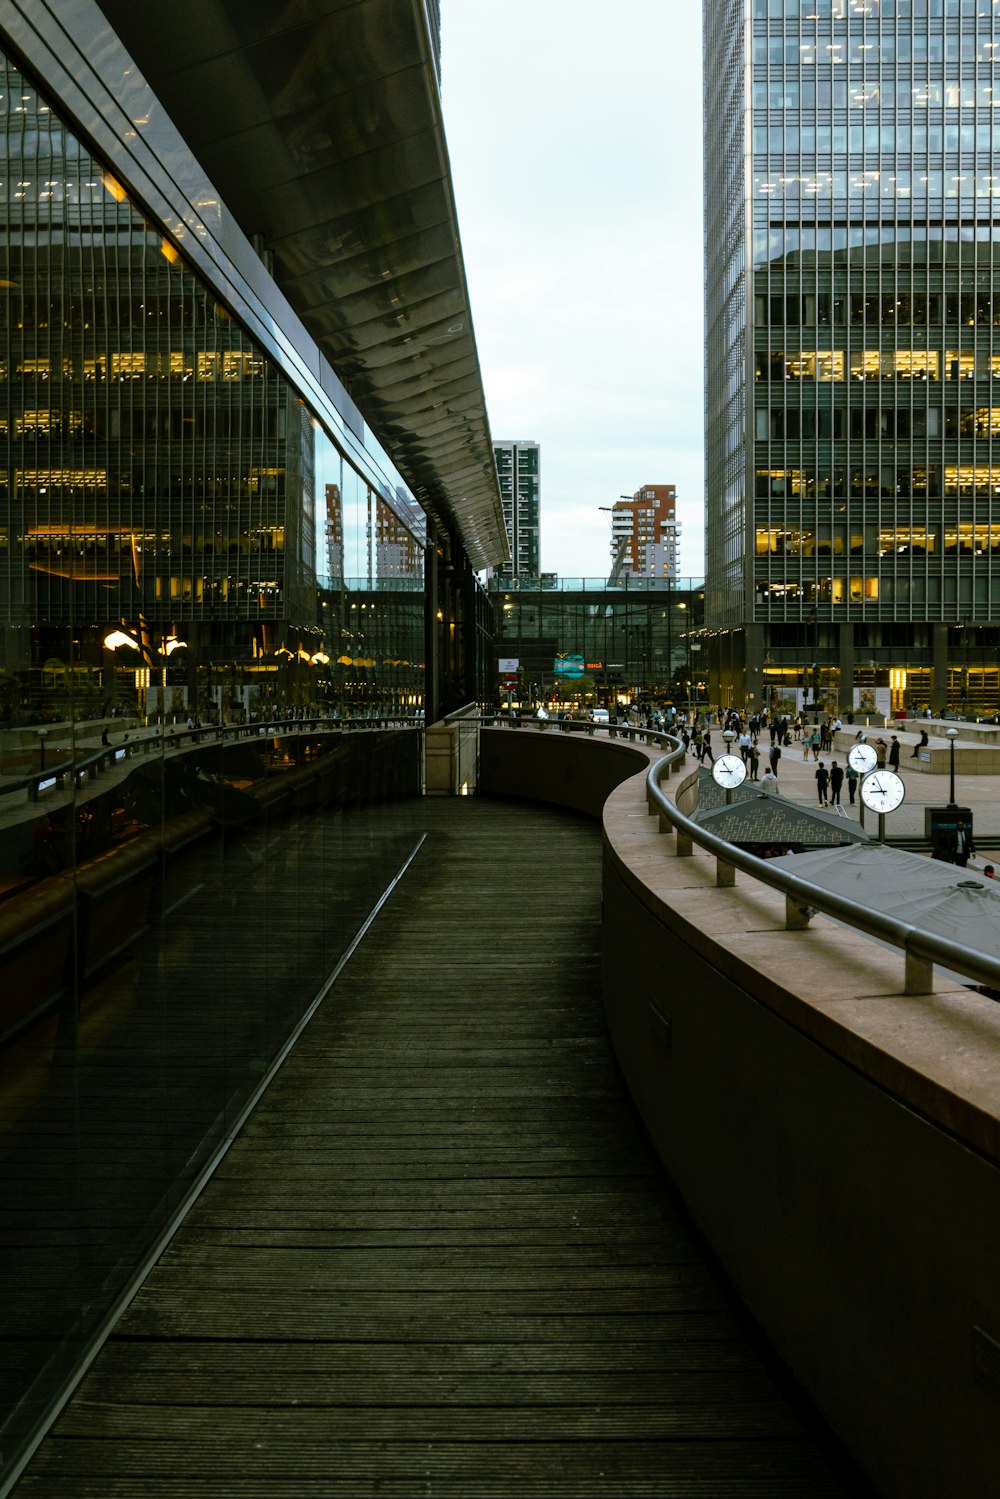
(15, 798), (864, 1497)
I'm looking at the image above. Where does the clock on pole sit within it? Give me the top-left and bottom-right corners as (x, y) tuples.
(711, 754), (747, 804)
(848, 742), (878, 775)
(860, 767), (905, 841)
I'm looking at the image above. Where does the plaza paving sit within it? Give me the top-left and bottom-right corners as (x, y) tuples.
(714, 722), (1000, 863)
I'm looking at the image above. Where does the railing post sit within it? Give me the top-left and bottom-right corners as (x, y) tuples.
(905, 949), (934, 995)
(716, 858), (736, 887)
(786, 896), (813, 930)
(676, 829), (693, 857)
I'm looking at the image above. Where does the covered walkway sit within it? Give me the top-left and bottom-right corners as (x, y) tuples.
(16, 798), (862, 1496)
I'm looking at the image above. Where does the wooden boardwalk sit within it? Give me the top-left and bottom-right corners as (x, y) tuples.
(16, 798), (863, 1497)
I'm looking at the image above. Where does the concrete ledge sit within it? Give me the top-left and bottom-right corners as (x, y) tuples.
(602, 762), (1000, 1499)
(830, 726), (1000, 774)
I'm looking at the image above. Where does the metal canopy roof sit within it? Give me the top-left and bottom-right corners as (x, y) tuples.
(694, 771), (872, 847)
(95, 0), (506, 570)
(767, 844), (1000, 958)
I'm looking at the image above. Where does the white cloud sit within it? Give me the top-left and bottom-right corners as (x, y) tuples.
(442, 0), (705, 580)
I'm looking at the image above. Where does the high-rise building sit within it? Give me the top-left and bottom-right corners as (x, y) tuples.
(493, 440), (541, 580)
(0, 0), (506, 728)
(705, 0), (1000, 718)
(611, 486), (680, 580)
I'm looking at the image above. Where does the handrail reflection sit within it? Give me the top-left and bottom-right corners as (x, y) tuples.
(1, 716), (424, 806)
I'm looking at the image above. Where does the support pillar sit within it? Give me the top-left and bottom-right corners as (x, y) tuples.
(744, 624), (765, 715)
(838, 622), (855, 715)
(424, 530), (441, 725)
(932, 624), (949, 716)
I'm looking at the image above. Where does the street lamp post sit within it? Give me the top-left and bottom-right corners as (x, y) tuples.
(37, 728), (48, 773)
(946, 726), (958, 806)
(722, 727), (736, 803)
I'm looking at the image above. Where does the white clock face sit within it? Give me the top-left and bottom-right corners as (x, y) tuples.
(712, 754), (747, 788)
(859, 769), (906, 813)
(848, 742), (878, 774)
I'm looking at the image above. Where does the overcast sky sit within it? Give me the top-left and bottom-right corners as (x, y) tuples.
(441, 1), (705, 581)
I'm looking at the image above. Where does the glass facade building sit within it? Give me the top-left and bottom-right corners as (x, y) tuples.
(491, 577), (707, 708)
(0, 1), (503, 1484)
(0, 52), (430, 726)
(706, 0), (1000, 716)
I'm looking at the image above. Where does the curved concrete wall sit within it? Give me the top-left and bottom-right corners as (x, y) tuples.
(482, 727), (1000, 1499)
(479, 724), (650, 818)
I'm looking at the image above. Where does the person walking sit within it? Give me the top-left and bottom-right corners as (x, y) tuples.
(815, 761), (829, 806)
(749, 744), (760, 781)
(889, 735), (901, 770)
(829, 759), (844, 806)
(769, 741), (781, 778)
(846, 762), (859, 805)
(810, 727), (821, 760)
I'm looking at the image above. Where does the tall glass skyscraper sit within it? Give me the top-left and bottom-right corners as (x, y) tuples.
(706, 0), (1000, 717)
(492, 440), (541, 581)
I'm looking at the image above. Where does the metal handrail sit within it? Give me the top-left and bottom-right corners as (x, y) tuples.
(478, 712), (679, 750)
(644, 738), (1000, 997)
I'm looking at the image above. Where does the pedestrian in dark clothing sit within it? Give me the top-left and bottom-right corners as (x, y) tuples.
(815, 761), (829, 805)
(749, 745), (760, 781)
(889, 736), (901, 770)
(769, 743), (781, 777)
(912, 730), (928, 758)
(829, 760), (844, 806)
(955, 827), (974, 868)
(846, 764), (859, 804)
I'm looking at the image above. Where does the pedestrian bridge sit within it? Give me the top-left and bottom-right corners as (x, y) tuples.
(4, 721), (998, 1496)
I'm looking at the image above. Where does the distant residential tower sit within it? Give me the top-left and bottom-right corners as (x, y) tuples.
(610, 486), (680, 580)
(493, 440), (540, 580)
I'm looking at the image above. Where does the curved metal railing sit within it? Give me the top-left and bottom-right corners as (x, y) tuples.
(643, 736), (1000, 997)
(478, 712), (680, 752)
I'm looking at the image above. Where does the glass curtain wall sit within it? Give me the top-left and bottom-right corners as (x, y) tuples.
(0, 47), (427, 1478)
(749, 0), (1000, 625)
(493, 584), (707, 706)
